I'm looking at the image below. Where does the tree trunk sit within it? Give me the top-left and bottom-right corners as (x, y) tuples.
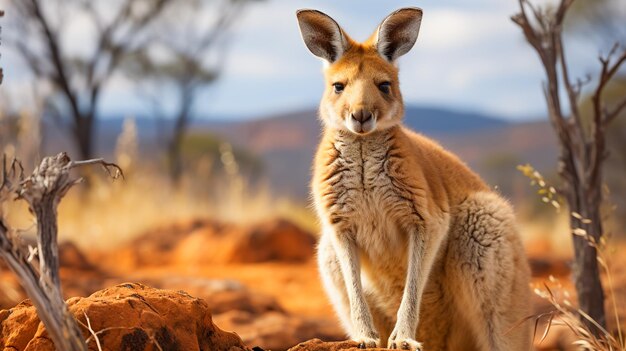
(569, 188), (606, 331)
(560, 133), (607, 332)
(168, 88), (193, 184)
(74, 114), (94, 160)
(168, 128), (184, 184)
(33, 194), (62, 290)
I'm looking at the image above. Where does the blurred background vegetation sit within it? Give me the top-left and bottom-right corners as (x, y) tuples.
(0, 0), (623, 253)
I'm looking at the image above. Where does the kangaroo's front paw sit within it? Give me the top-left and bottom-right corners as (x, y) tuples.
(388, 332), (422, 351)
(354, 335), (380, 349)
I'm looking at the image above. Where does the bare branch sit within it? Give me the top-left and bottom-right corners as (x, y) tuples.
(526, 0), (548, 34)
(82, 312), (104, 351)
(597, 45), (626, 98)
(512, 0), (544, 59)
(1, 155), (24, 195)
(604, 96), (626, 126)
(573, 74), (593, 97)
(88, 0), (173, 91)
(22, 0), (83, 124)
(556, 35), (585, 134)
(589, 44), (626, 179)
(597, 45), (626, 127)
(13, 40), (47, 78)
(554, 0), (575, 27)
(69, 158), (125, 179)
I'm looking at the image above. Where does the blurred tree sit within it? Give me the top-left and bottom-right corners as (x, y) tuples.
(0, 9), (3, 84)
(567, 0), (626, 46)
(181, 132), (263, 178)
(124, 0), (258, 183)
(6, 0), (173, 160)
(513, 0), (626, 333)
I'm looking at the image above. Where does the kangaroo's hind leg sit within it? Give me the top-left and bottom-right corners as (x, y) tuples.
(445, 192), (532, 351)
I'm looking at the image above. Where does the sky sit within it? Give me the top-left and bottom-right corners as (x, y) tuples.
(210, 0), (550, 121)
(0, 0), (610, 121)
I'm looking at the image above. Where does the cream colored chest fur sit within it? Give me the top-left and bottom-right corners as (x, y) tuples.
(314, 131), (412, 275)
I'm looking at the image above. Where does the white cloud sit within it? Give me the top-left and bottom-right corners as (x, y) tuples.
(419, 10), (505, 50)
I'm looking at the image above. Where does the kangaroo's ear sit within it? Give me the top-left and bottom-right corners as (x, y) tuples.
(296, 9), (350, 64)
(374, 7), (423, 62)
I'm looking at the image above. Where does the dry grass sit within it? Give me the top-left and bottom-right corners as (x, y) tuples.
(52, 172), (316, 249)
(1, 117), (317, 249)
(533, 276), (625, 351)
(519, 164), (626, 350)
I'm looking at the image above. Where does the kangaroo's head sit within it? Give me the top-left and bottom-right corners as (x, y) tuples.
(297, 8), (422, 135)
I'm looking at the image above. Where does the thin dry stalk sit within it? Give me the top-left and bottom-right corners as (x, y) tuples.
(82, 312), (103, 351)
(534, 276), (624, 351)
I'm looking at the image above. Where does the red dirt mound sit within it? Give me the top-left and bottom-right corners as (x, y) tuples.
(58, 241), (99, 272)
(1, 241), (105, 309)
(140, 276), (285, 315)
(216, 311), (345, 351)
(0, 282), (250, 351)
(100, 218), (316, 269)
(135, 276), (345, 350)
(286, 339), (384, 351)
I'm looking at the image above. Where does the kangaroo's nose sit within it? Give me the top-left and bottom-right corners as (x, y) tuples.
(351, 109), (373, 123)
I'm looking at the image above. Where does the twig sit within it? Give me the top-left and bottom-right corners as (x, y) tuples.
(69, 158), (124, 179)
(83, 325), (136, 344)
(605, 96), (626, 126)
(82, 312), (103, 351)
(82, 324), (165, 351)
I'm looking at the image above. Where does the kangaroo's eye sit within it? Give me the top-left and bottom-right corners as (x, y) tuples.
(333, 83), (345, 94)
(378, 82), (391, 94)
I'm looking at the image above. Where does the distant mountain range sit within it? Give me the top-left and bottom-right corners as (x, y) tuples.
(207, 106), (510, 151)
(204, 106), (557, 199)
(41, 105), (558, 201)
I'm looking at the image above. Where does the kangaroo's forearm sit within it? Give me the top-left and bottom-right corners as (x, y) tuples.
(329, 228), (378, 338)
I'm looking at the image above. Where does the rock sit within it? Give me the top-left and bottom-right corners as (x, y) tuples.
(142, 277), (285, 315)
(100, 218), (316, 269)
(528, 257), (570, 278)
(0, 282), (250, 351)
(141, 276), (345, 351)
(226, 219), (316, 263)
(0, 300), (40, 350)
(58, 241), (99, 272)
(215, 311), (345, 351)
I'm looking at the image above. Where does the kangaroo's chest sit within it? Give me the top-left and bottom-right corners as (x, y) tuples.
(327, 135), (406, 255)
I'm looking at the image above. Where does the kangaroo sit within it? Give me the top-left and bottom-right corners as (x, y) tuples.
(297, 7), (532, 351)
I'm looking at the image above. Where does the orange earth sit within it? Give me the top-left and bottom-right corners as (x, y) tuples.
(2, 218), (625, 350)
